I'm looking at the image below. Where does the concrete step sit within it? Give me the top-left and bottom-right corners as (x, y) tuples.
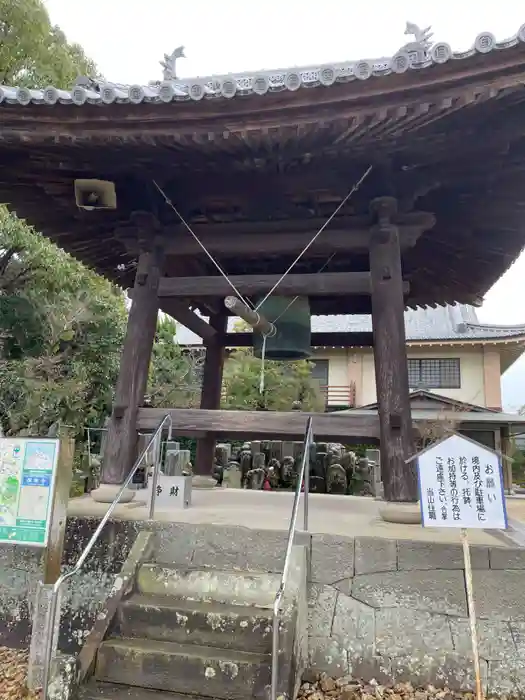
(137, 563), (281, 608)
(95, 637), (270, 699)
(79, 681), (214, 699)
(116, 594), (273, 653)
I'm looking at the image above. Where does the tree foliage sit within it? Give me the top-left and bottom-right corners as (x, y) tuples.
(0, 0), (97, 87)
(147, 317), (203, 409)
(0, 208), (127, 436)
(222, 348), (324, 411)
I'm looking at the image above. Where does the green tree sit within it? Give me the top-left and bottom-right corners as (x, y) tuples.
(147, 317), (203, 409)
(0, 0), (97, 87)
(222, 348), (324, 411)
(0, 208), (127, 436)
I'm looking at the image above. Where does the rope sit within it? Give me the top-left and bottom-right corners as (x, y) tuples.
(269, 252), (337, 326)
(152, 180), (254, 308)
(255, 165), (373, 311)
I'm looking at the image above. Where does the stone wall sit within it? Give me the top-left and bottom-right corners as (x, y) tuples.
(0, 517), (142, 653)
(308, 535), (525, 696)
(2, 518), (525, 695)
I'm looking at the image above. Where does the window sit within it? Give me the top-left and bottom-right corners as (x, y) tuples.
(407, 358), (461, 389)
(311, 359), (329, 386)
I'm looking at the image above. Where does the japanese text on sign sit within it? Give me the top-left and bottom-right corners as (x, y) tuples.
(418, 434), (507, 530)
(0, 438), (59, 546)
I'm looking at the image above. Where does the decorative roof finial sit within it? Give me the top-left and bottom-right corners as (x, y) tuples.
(400, 22), (433, 53)
(160, 46), (185, 81)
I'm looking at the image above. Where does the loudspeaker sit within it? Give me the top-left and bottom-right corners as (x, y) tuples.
(74, 179), (117, 210)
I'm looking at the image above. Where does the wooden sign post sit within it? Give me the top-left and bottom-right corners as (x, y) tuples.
(415, 432), (508, 700)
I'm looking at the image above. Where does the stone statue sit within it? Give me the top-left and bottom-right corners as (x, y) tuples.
(245, 467), (265, 490)
(341, 450), (357, 492)
(281, 456), (296, 489)
(353, 457), (374, 496)
(211, 460), (224, 486)
(223, 461), (242, 489)
(267, 464), (280, 489)
(160, 46), (185, 81)
(326, 463), (347, 494)
(239, 449), (252, 487)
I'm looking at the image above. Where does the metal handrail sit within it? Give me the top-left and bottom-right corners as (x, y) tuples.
(41, 413), (173, 700)
(270, 416), (313, 700)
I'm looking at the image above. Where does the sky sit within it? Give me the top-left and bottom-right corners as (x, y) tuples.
(43, 0), (525, 410)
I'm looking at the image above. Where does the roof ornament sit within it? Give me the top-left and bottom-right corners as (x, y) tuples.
(399, 21), (434, 55)
(160, 46), (185, 81)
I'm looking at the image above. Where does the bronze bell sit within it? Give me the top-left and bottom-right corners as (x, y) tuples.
(253, 296), (312, 361)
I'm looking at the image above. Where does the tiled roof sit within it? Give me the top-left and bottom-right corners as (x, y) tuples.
(176, 304), (525, 345)
(1, 22), (524, 106)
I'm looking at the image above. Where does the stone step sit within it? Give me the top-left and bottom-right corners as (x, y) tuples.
(116, 593), (273, 653)
(96, 637), (270, 699)
(80, 681), (214, 699)
(137, 563), (281, 608)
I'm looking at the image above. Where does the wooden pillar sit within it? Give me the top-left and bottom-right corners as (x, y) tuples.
(99, 245), (164, 488)
(194, 313), (228, 476)
(368, 196), (416, 502)
(501, 425), (513, 495)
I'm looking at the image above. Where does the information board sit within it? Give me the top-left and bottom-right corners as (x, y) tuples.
(417, 433), (507, 530)
(0, 438), (59, 546)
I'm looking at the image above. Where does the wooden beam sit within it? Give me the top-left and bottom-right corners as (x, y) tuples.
(221, 331), (375, 348)
(118, 212), (434, 258)
(160, 299), (217, 341)
(224, 296), (275, 336)
(195, 312), (228, 476)
(136, 407), (380, 441)
(158, 272), (411, 298)
(369, 197), (416, 503)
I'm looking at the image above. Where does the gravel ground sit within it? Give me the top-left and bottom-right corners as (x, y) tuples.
(298, 675), (506, 700)
(0, 648), (39, 700)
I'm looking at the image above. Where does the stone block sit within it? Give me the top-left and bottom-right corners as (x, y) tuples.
(347, 656), (393, 685)
(489, 546), (525, 569)
(390, 653), (488, 692)
(397, 540), (489, 570)
(487, 656), (525, 696)
(331, 593), (375, 658)
(352, 570), (467, 616)
(375, 608), (453, 656)
(509, 621), (525, 653)
(308, 636), (348, 677)
(153, 522), (198, 566)
(472, 570), (525, 621)
(354, 537), (396, 575)
(450, 618), (516, 660)
(332, 578), (352, 595)
(310, 534), (354, 584)
(243, 529), (287, 572)
(308, 585), (337, 637)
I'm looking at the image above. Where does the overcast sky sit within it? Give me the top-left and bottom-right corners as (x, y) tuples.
(42, 1), (525, 409)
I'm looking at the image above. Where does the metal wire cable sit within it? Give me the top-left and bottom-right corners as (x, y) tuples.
(152, 180), (254, 308)
(254, 165), (373, 311)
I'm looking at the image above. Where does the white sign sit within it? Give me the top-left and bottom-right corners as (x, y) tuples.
(417, 433), (507, 530)
(0, 438), (60, 546)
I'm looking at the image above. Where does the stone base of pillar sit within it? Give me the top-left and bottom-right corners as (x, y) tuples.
(90, 483), (136, 504)
(379, 501), (421, 524)
(192, 475), (217, 489)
